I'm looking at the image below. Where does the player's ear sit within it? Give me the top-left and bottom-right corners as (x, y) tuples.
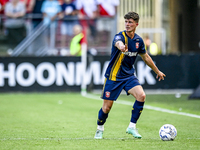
(136, 23), (139, 26)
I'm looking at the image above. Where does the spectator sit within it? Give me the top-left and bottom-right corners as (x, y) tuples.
(144, 35), (151, 53)
(97, 0), (119, 17)
(58, 0), (64, 5)
(20, 0), (35, 13)
(76, 0), (98, 42)
(41, 0), (62, 25)
(0, 0), (9, 14)
(96, 0), (119, 46)
(0, 0), (9, 47)
(60, 0), (78, 48)
(69, 24), (84, 56)
(40, 0), (62, 55)
(0, 3), (1, 26)
(96, 0), (119, 31)
(31, 0), (45, 28)
(4, 0), (26, 49)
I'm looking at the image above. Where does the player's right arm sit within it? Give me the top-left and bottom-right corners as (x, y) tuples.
(115, 41), (128, 52)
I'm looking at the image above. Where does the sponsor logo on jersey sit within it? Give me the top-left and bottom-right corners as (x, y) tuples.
(122, 52), (137, 57)
(136, 42), (139, 49)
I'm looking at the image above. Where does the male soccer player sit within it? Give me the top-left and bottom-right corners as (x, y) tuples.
(94, 12), (166, 139)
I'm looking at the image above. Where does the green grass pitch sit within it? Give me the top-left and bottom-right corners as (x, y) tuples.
(0, 92), (200, 150)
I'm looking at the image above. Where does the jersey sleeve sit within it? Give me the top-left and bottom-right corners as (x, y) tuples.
(138, 39), (146, 54)
(112, 34), (125, 46)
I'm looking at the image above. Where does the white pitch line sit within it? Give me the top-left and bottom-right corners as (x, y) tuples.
(1, 137), (200, 141)
(0, 137), (137, 141)
(83, 93), (200, 119)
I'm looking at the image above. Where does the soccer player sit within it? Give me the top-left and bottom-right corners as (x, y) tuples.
(94, 12), (166, 139)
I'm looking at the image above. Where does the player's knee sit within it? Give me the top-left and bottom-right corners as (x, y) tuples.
(137, 93), (146, 102)
(102, 105), (111, 113)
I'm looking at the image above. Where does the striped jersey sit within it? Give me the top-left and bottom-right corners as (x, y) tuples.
(105, 31), (146, 81)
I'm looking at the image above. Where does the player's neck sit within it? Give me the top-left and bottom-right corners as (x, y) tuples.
(126, 28), (136, 39)
(126, 31), (135, 39)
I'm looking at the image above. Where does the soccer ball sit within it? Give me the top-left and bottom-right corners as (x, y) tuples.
(159, 124), (177, 141)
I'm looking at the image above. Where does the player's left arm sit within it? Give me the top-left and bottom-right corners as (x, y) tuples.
(139, 53), (166, 81)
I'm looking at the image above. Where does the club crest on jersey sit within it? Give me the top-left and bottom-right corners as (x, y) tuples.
(105, 91), (110, 98)
(136, 42), (139, 49)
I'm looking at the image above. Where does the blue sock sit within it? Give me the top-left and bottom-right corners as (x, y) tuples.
(97, 108), (108, 125)
(131, 100), (144, 123)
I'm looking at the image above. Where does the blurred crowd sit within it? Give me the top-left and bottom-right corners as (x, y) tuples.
(0, 0), (119, 56)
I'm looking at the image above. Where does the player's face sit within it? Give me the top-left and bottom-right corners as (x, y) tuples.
(125, 19), (138, 32)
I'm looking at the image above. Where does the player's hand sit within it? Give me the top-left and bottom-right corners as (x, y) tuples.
(156, 71), (166, 81)
(125, 44), (128, 52)
(120, 44), (128, 52)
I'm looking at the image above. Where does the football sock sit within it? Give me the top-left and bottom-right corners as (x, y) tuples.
(131, 100), (144, 123)
(97, 125), (104, 131)
(97, 108), (108, 125)
(128, 122), (136, 128)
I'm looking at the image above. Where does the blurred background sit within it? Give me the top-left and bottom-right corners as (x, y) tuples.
(0, 0), (200, 97)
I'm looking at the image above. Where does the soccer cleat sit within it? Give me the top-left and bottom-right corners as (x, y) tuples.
(94, 130), (103, 139)
(126, 127), (142, 139)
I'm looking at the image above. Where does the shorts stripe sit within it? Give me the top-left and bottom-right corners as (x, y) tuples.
(101, 78), (107, 98)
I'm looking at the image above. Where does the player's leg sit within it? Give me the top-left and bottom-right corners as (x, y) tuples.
(94, 79), (123, 139)
(128, 85), (146, 102)
(126, 85), (145, 138)
(128, 85), (145, 123)
(94, 100), (114, 139)
(97, 100), (114, 127)
(123, 76), (145, 138)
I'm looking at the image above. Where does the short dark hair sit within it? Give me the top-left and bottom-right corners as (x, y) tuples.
(124, 12), (140, 23)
